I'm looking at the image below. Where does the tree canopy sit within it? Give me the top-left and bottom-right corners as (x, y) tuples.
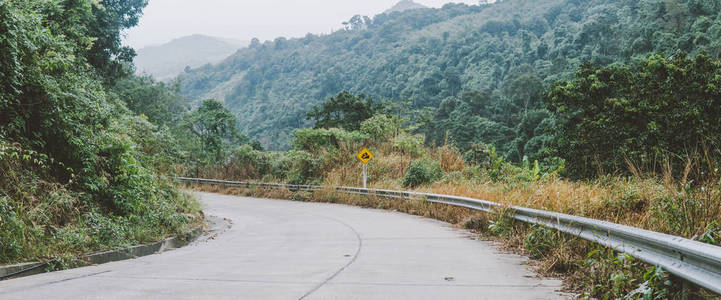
(306, 92), (384, 131)
(179, 0), (721, 150)
(548, 53), (721, 178)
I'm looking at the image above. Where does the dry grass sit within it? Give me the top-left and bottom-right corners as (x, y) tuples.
(318, 145), (721, 242)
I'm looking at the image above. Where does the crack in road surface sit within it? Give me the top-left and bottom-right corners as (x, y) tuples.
(298, 214), (363, 300)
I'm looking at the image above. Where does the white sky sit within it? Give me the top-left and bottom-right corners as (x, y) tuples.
(123, 0), (479, 49)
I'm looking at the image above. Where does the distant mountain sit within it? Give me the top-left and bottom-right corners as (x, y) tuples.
(134, 35), (248, 81)
(384, 0), (427, 14)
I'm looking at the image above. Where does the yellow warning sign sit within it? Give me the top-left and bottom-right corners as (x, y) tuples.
(356, 147), (374, 164)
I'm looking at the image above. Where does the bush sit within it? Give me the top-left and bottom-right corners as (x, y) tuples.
(291, 128), (368, 152)
(269, 152), (293, 180)
(524, 225), (557, 259)
(402, 159), (443, 188)
(463, 143), (490, 168)
(229, 144), (270, 178)
(360, 114), (399, 142)
(286, 150), (323, 185)
(393, 134), (425, 157)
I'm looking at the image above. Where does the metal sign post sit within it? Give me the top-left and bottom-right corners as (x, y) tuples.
(363, 164), (367, 188)
(356, 147), (374, 189)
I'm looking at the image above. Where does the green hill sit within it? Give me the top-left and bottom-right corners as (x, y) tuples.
(135, 35), (247, 81)
(384, 0), (428, 14)
(179, 0), (721, 150)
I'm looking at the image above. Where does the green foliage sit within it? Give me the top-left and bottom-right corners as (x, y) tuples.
(360, 114), (400, 142)
(180, 0), (721, 150)
(548, 53), (721, 178)
(112, 75), (188, 126)
(651, 194), (704, 237)
(488, 208), (515, 237)
(509, 156), (564, 183)
(0, 0), (200, 264)
(487, 146), (505, 181)
(581, 250), (675, 299)
(184, 99), (242, 162)
(393, 134), (426, 157)
(428, 85), (551, 162)
(523, 225), (557, 259)
(306, 92), (385, 131)
(286, 150), (323, 185)
(117, 114), (184, 173)
(402, 159), (443, 188)
(83, 0), (148, 81)
(291, 127), (368, 152)
(701, 221), (721, 245)
(463, 143), (491, 168)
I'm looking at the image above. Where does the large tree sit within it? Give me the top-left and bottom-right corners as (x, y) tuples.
(306, 91), (384, 131)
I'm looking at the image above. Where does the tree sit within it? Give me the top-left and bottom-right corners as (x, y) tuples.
(46, 0), (149, 83)
(113, 76), (187, 126)
(547, 54), (721, 178)
(185, 99), (240, 162)
(306, 92), (384, 131)
(506, 74), (544, 116)
(177, 0), (721, 150)
(86, 0), (149, 82)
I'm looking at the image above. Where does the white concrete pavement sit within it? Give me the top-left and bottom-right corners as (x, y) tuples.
(0, 192), (568, 299)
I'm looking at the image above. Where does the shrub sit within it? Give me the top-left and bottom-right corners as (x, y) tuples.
(360, 114), (399, 142)
(291, 128), (368, 152)
(442, 171), (464, 184)
(229, 144), (270, 178)
(402, 159), (443, 188)
(393, 134), (425, 157)
(286, 150), (323, 185)
(463, 143), (490, 168)
(651, 195), (703, 236)
(523, 225), (557, 259)
(269, 152), (293, 180)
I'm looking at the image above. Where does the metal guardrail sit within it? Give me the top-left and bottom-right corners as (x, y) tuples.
(177, 177), (721, 294)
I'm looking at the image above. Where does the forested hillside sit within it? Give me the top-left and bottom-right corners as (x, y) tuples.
(179, 0), (721, 152)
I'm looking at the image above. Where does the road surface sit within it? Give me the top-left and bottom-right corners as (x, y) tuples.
(0, 192), (567, 299)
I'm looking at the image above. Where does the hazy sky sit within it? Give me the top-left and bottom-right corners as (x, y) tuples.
(123, 0), (478, 49)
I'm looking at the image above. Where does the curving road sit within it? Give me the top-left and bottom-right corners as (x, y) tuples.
(0, 192), (567, 299)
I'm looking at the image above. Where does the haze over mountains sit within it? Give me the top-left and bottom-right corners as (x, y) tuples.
(134, 35), (248, 81)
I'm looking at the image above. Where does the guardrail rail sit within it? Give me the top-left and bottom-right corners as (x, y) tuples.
(176, 177), (721, 295)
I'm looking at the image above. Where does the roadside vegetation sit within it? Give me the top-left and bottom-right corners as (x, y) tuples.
(0, 1), (227, 265)
(187, 53), (721, 298)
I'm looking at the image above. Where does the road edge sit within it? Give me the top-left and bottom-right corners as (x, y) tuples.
(0, 224), (205, 281)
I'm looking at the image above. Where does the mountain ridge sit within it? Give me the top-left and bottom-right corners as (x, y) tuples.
(134, 34), (248, 81)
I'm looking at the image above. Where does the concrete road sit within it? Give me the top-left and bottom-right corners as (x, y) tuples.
(0, 192), (567, 299)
